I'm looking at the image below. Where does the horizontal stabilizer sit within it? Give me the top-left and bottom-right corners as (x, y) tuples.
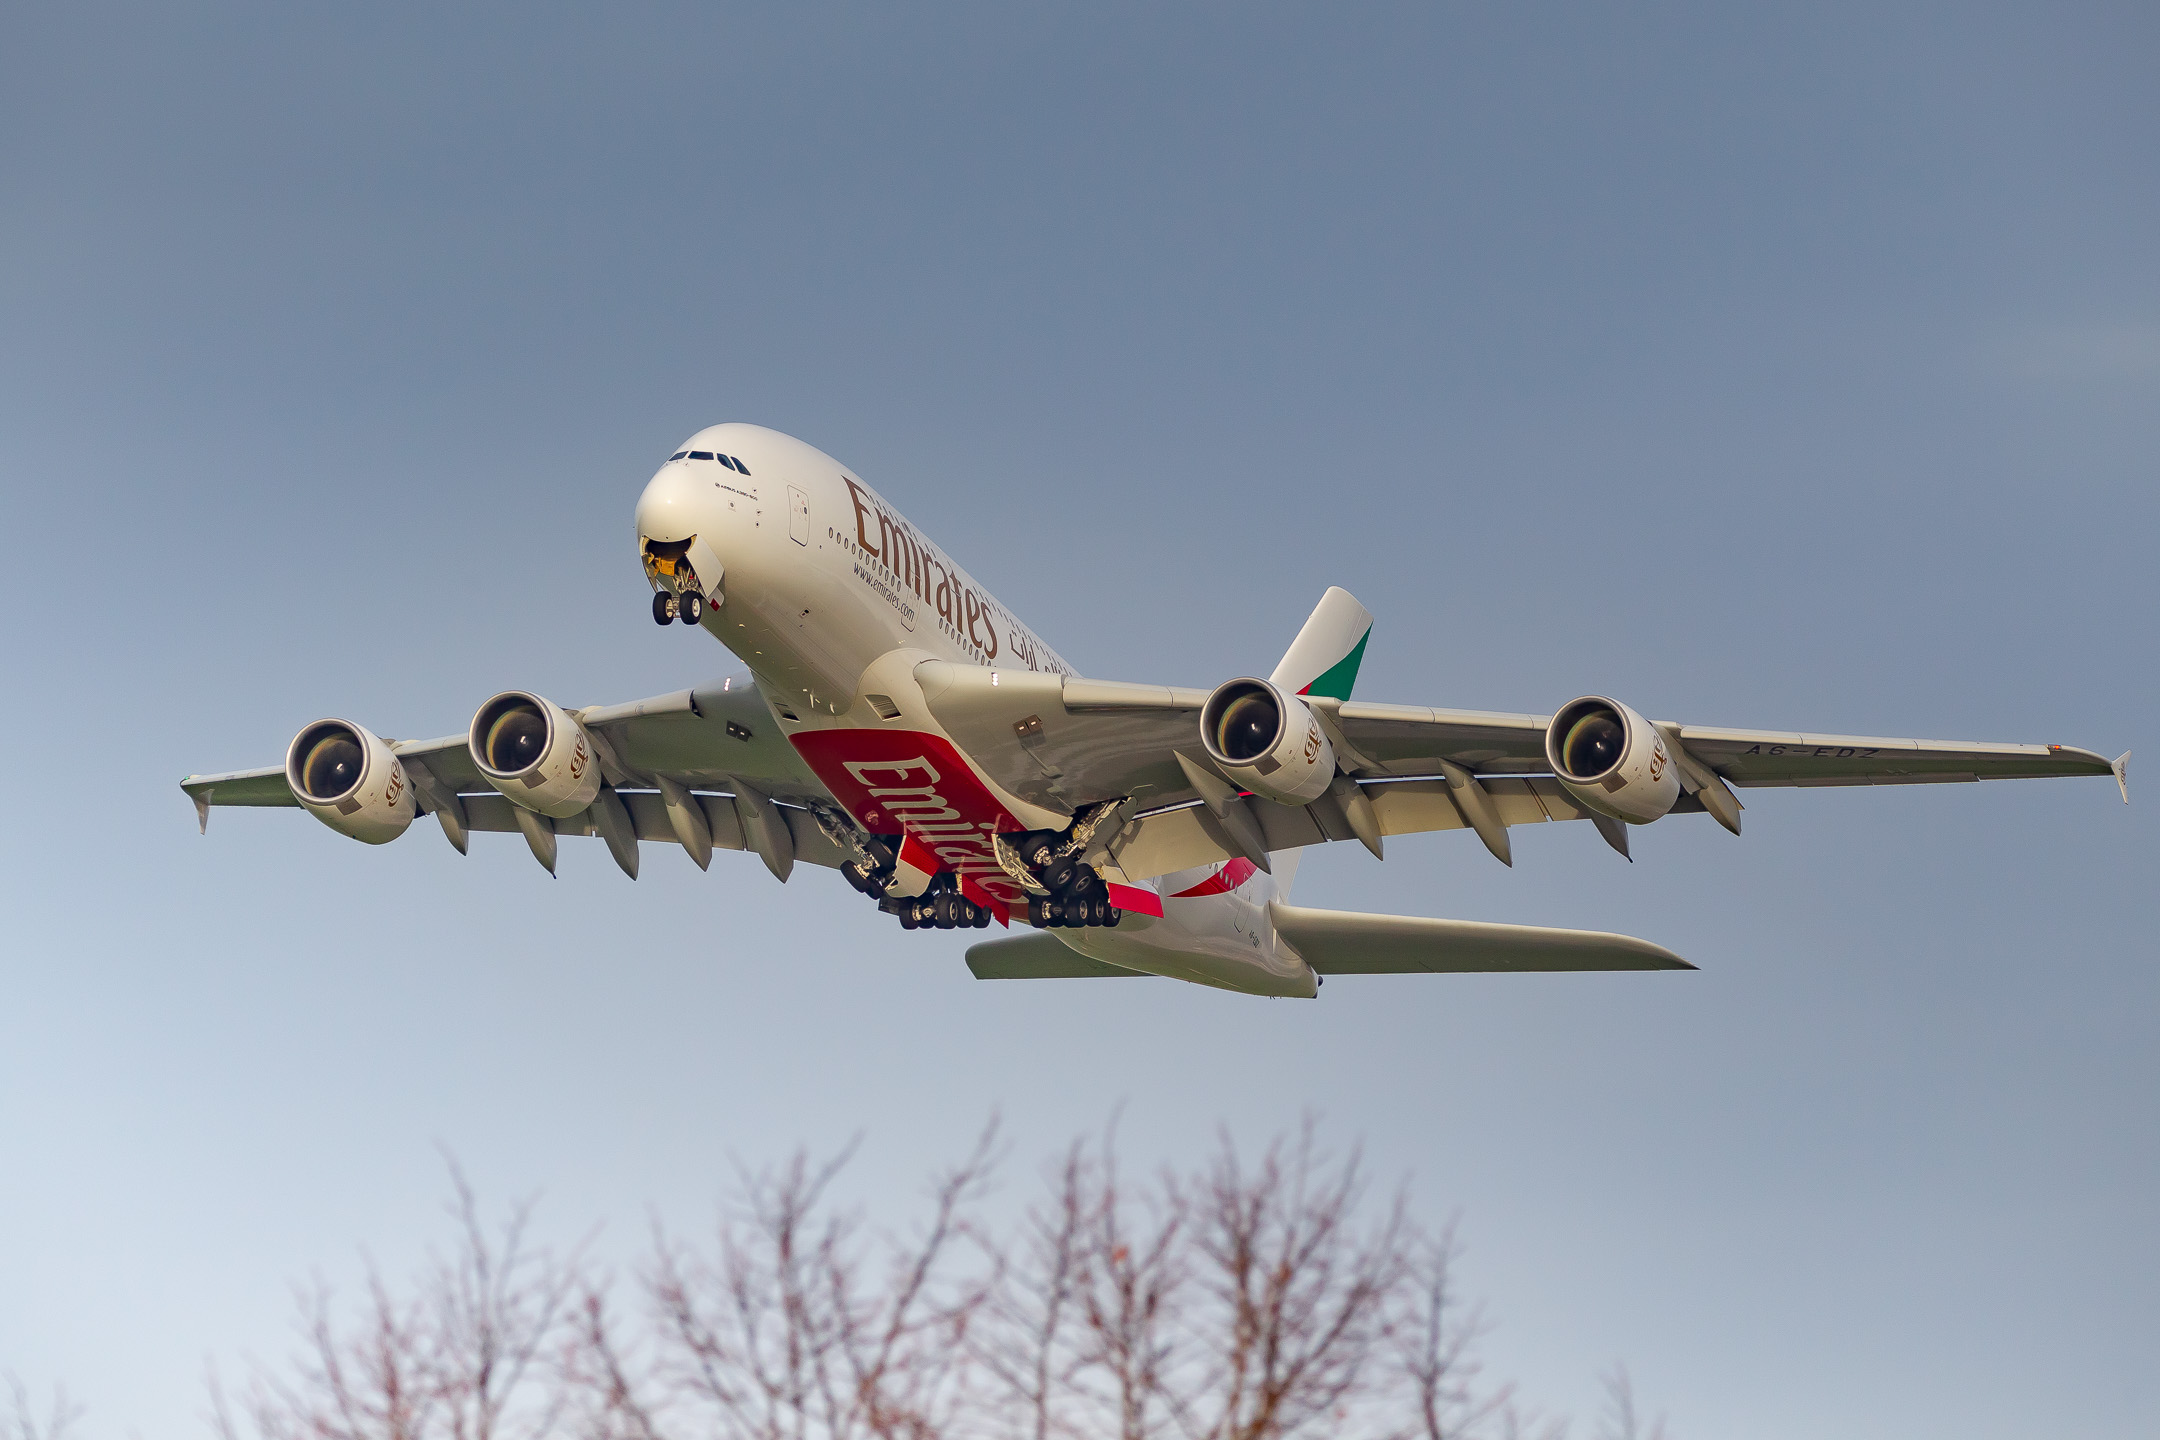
(1270, 902), (1692, 974)
(966, 933), (1148, 979)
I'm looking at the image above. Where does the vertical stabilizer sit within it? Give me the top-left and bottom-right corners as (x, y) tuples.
(1270, 587), (1374, 701)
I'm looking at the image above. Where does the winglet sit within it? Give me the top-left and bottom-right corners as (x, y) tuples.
(192, 786), (211, 835)
(2114, 750), (2131, 804)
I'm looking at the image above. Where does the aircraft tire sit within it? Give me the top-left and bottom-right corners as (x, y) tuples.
(651, 591), (674, 625)
(680, 593), (704, 624)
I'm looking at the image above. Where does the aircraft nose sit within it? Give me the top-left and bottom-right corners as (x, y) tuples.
(636, 461), (705, 543)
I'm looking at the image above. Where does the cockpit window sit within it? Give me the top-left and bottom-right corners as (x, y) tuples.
(729, 456), (753, 476)
(689, 450), (715, 461)
(670, 451), (689, 461)
(717, 455), (740, 473)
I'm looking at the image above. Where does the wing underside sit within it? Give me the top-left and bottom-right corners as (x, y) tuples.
(181, 674), (851, 874)
(910, 658), (2119, 881)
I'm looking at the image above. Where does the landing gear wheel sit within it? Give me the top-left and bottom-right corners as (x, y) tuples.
(679, 592), (704, 625)
(1038, 855), (1076, 894)
(652, 591), (677, 625)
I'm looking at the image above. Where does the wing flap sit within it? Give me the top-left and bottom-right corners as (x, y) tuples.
(1107, 775), (1631, 882)
(1271, 902), (1692, 974)
(453, 791), (843, 868)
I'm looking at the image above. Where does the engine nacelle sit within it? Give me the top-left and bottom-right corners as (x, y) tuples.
(1199, 677), (1336, 805)
(285, 719), (418, 844)
(1544, 695), (1680, 824)
(468, 691), (603, 818)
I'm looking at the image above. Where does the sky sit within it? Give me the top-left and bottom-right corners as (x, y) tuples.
(1, 3), (2155, 1435)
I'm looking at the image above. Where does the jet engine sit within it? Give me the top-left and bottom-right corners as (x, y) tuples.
(1544, 695), (1679, 824)
(285, 719), (418, 844)
(468, 691), (603, 818)
(1199, 677), (1336, 805)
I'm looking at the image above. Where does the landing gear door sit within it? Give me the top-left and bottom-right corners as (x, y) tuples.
(787, 485), (810, 546)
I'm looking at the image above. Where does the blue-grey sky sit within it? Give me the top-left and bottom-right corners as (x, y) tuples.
(2, 4), (2154, 1435)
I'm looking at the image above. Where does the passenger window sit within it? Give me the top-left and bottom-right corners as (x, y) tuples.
(689, 451), (715, 461)
(669, 451), (689, 461)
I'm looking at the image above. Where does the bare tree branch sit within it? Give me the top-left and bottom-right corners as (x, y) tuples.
(1594, 1367), (1664, 1440)
(210, 1160), (582, 1440)
(1178, 1119), (1410, 1440)
(3, 1377), (80, 1440)
(644, 1123), (999, 1440)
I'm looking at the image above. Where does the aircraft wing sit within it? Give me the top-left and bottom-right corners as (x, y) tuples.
(1321, 705), (2120, 787)
(1269, 903), (1693, 973)
(911, 659), (2124, 881)
(181, 674), (852, 877)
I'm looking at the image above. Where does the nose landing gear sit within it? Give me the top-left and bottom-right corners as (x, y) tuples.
(649, 590), (705, 626)
(642, 538), (711, 628)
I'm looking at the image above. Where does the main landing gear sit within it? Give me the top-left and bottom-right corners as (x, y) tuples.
(837, 803), (1134, 934)
(887, 882), (994, 931)
(837, 836), (998, 931)
(1005, 828), (1123, 929)
(651, 591), (704, 626)
(841, 839), (985, 930)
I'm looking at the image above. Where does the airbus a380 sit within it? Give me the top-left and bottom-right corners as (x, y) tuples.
(184, 424), (2130, 998)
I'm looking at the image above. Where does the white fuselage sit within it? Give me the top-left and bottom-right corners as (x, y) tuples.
(634, 423), (1317, 998)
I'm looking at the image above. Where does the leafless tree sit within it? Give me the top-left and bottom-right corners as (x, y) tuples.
(971, 1128), (1188, 1440)
(635, 1126), (999, 1440)
(211, 1162), (581, 1440)
(1170, 1122), (1410, 1440)
(1066, 1139), (1186, 1440)
(197, 1122), (1660, 1440)
(1385, 1225), (1495, 1440)
(3, 1377), (79, 1440)
(1380, 1230), (1564, 1440)
(561, 1285), (665, 1440)
(1592, 1367), (1663, 1440)
(973, 1139), (1088, 1440)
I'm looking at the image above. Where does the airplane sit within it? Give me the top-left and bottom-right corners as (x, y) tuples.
(182, 423), (2131, 998)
